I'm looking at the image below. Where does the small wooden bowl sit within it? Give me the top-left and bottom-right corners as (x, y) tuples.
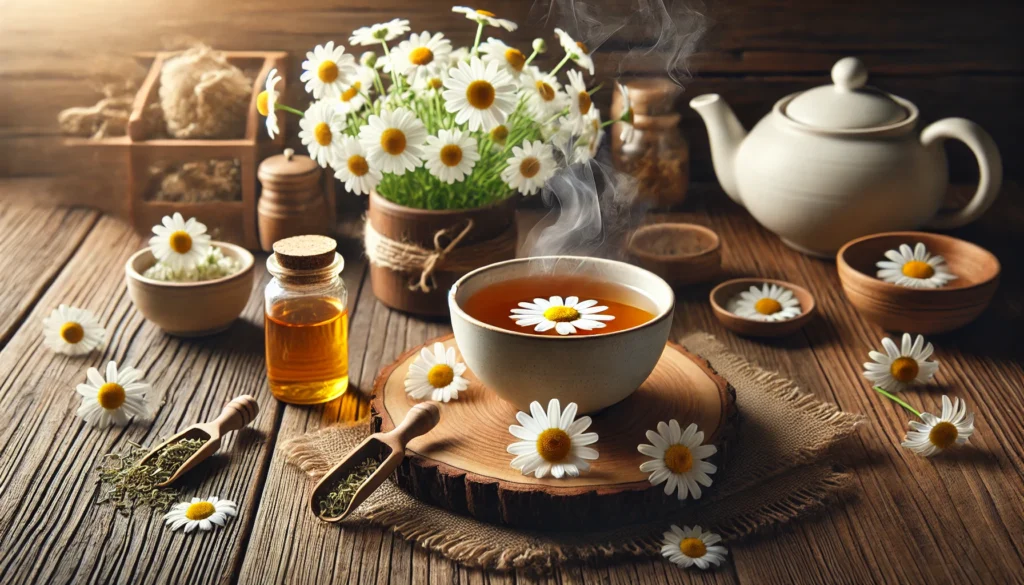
(627, 223), (722, 286)
(837, 231), (1000, 334)
(125, 242), (256, 337)
(710, 278), (817, 337)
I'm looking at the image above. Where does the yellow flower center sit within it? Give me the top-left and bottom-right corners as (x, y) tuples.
(60, 322), (85, 344)
(889, 357), (919, 383)
(439, 144), (463, 167)
(928, 421), (959, 450)
(341, 82), (361, 103)
(902, 260), (935, 279)
(754, 298), (782, 315)
(663, 444), (694, 474)
(504, 48), (526, 71)
(543, 305), (579, 322)
(408, 46), (435, 66)
(380, 128), (407, 155)
(96, 382), (126, 410)
(314, 122), (333, 146)
(256, 91), (270, 116)
(679, 537), (707, 559)
(347, 155), (369, 177)
(318, 60), (339, 83)
(489, 125), (508, 145)
(466, 80), (496, 109)
(476, 9), (496, 16)
(536, 428), (572, 462)
(519, 156), (541, 179)
(535, 80), (555, 102)
(577, 91), (592, 115)
(185, 501), (216, 521)
(168, 230), (193, 254)
(427, 77), (443, 90)
(576, 41), (589, 55)
(427, 364), (454, 388)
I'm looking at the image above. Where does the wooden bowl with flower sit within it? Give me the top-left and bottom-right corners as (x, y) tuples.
(837, 231), (1000, 334)
(710, 278), (817, 337)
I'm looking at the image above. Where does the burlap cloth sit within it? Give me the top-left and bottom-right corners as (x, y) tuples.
(281, 332), (862, 571)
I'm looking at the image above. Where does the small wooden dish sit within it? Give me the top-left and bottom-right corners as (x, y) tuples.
(709, 278), (817, 337)
(627, 223), (722, 286)
(837, 231), (1000, 334)
(125, 241), (255, 337)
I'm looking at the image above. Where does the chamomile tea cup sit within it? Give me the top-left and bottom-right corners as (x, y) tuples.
(449, 256), (675, 414)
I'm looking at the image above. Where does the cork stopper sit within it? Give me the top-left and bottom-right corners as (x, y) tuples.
(272, 235), (337, 270)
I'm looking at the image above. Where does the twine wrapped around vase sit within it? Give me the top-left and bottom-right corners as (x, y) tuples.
(363, 218), (517, 293)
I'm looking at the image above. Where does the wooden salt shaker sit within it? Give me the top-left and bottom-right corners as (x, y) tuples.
(257, 149), (336, 252)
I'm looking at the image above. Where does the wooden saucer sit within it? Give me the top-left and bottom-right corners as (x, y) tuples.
(371, 335), (738, 531)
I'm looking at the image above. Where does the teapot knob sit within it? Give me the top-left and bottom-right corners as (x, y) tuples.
(831, 57), (868, 92)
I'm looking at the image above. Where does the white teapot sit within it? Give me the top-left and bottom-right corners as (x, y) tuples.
(690, 57), (1002, 257)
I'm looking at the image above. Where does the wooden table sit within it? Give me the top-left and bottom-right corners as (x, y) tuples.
(0, 182), (1021, 585)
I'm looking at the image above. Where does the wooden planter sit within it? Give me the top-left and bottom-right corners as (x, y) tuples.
(367, 192), (518, 317)
(65, 51), (288, 250)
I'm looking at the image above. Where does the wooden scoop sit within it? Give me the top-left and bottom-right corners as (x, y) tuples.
(138, 395), (260, 487)
(311, 402), (440, 522)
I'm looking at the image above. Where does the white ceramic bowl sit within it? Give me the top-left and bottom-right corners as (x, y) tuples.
(449, 256), (675, 414)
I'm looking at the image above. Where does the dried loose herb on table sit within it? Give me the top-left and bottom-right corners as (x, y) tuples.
(318, 458), (380, 518)
(96, 438), (207, 514)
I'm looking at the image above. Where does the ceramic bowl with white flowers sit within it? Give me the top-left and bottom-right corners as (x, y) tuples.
(449, 256), (674, 414)
(837, 231), (1000, 334)
(710, 278), (816, 338)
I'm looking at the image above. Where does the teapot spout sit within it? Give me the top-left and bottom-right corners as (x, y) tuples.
(689, 94), (747, 206)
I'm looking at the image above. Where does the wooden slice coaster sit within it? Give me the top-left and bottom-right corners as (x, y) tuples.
(371, 335), (738, 531)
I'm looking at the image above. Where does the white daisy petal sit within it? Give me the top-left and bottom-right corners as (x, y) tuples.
(508, 399), (598, 478)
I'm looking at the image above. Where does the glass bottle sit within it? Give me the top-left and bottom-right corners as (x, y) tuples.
(264, 235), (349, 405)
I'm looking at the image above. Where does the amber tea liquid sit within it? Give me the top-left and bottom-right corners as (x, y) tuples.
(266, 296), (349, 404)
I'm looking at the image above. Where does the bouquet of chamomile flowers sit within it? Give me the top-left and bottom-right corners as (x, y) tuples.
(256, 5), (633, 210)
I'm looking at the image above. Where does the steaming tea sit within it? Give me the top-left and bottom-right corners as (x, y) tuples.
(461, 274), (657, 336)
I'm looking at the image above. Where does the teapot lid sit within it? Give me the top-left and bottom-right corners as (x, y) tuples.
(784, 57), (907, 129)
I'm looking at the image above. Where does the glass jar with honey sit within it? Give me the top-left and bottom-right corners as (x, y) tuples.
(264, 235), (349, 404)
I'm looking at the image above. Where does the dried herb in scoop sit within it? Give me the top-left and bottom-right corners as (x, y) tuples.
(96, 438), (207, 514)
(318, 458), (380, 518)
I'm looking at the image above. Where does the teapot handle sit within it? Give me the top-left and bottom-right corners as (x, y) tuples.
(921, 118), (1002, 229)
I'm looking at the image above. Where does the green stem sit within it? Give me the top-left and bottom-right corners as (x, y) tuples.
(471, 22), (484, 56)
(549, 53), (572, 76)
(381, 41), (403, 95)
(873, 387), (923, 418)
(275, 103), (305, 117)
(524, 48), (539, 67)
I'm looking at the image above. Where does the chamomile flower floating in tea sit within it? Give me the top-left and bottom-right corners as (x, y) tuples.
(257, 68), (282, 139)
(876, 242), (958, 289)
(554, 28), (595, 75)
(300, 41), (358, 99)
(163, 497), (237, 533)
(501, 140), (558, 196)
(299, 100), (346, 168)
(359, 108), (428, 174)
(75, 361), (151, 427)
(661, 525), (728, 570)
(452, 6), (518, 31)
(149, 212), (212, 271)
(509, 295), (614, 335)
(404, 342), (469, 402)
(727, 283), (802, 322)
(638, 420), (717, 500)
(349, 19), (411, 46)
(507, 399), (599, 478)
(43, 304), (105, 356)
(862, 333), (938, 392)
(872, 389), (976, 457)
(424, 128), (480, 184)
(442, 58), (518, 132)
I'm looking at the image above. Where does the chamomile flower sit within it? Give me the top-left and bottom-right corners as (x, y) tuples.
(424, 129), (480, 184)
(349, 19), (411, 46)
(520, 66), (566, 118)
(863, 333), (939, 392)
(661, 525), (728, 570)
(509, 294), (614, 335)
(638, 420), (717, 500)
(566, 69), (594, 129)
(901, 395), (975, 457)
(488, 124), (509, 147)
(443, 57), (517, 131)
(727, 283), (802, 322)
(501, 140), (557, 196)
(358, 107), (427, 175)
(164, 497), (237, 533)
(149, 212), (212, 271)
(507, 399), (598, 478)
(389, 31), (452, 84)
(43, 305), (105, 355)
(452, 6), (518, 31)
(617, 82), (636, 143)
(299, 100), (346, 168)
(404, 342), (469, 402)
(300, 42), (357, 99)
(75, 361), (151, 427)
(333, 137), (382, 196)
(257, 68), (282, 139)
(334, 66), (375, 115)
(554, 28), (595, 75)
(876, 242), (958, 289)
(478, 38), (527, 78)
